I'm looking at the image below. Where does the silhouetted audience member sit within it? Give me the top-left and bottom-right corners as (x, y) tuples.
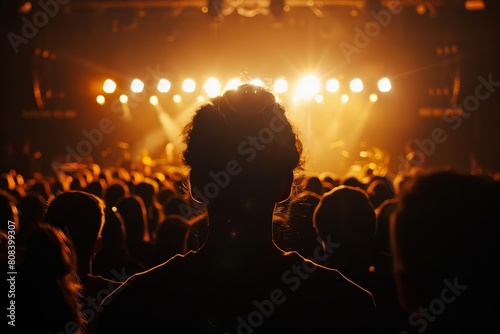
(97, 84), (377, 333)
(154, 196), (192, 263)
(391, 170), (500, 333)
(341, 175), (367, 190)
(115, 194), (157, 269)
(134, 178), (164, 241)
(276, 190), (322, 257)
(301, 173), (324, 196)
(85, 179), (108, 199)
(45, 190), (123, 334)
(313, 185), (377, 288)
(366, 176), (395, 210)
(16, 193), (46, 261)
(319, 171), (340, 193)
(16, 223), (86, 333)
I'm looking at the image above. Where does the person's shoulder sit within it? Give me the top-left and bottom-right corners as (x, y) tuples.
(99, 250), (196, 304)
(96, 251), (197, 331)
(282, 251), (377, 306)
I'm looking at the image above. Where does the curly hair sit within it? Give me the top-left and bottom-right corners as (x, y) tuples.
(181, 84), (304, 178)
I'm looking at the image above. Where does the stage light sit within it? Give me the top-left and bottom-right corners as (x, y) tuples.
(173, 94), (182, 103)
(19, 2), (32, 14)
(182, 78), (196, 93)
(465, 0), (485, 11)
(326, 78), (340, 93)
(296, 75), (320, 100)
(150, 95), (159, 106)
(204, 77), (221, 97)
(273, 78), (288, 94)
(96, 95), (105, 105)
(225, 78), (242, 91)
(119, 94), (128, 103)
(315, 95), (324, 103)
(378, 77), (391, 92)
(103, 79), (117, 93)
(416, 4), (426, 15)
(369, 94), (378, 102)
(131, 79), (144, 93)
(157, 79), (171, 93)
(341, 94), (349, 103)
(350, 78), (363, 92)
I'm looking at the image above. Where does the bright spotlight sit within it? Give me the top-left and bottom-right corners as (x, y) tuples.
(182, 78), (196, 93)
(131, 79), (145, 93)
(350, 78), (363, 92)
(340, 94), (349, 103)
(103, 79), (116, 93)
(315, 95), (324, 103)
(157, 79), (171, 93)
(249, 78), (265, 87)
(173, 94), (182, 103)
(204, 77), (221, 98)
(273, 78), (288, 94)
(326, 78), (340, 93)
(296, 75), (320, 100)
(378, 77), (392, 92)
(150, 95), (159, 106)
(96, 95), (105, 105)
(369, 94), (378, 102)
(119, 94), (128, 103)
(225, 78), (242, 91)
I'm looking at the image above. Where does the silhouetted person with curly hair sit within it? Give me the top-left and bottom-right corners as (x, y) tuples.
(97, 84), (377, 333)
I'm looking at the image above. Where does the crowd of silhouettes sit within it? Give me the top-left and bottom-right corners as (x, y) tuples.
(1, 84), (499, 333)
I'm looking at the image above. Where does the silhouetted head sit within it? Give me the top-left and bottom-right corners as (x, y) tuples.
(181, 84), (303, 207)
(115, 194), (150, 243)
(45, 191), (106, 266)
(134, 178), (159, 206)
(366, 178), (395, 209)
(314, 185), (376, 255)
(391, 170), (500, 315)
(23, 223), (77, 280)
(85, 179), (108, 198)
(341, 175), (366, 190)
(104, 180), (130, 208)
(17, 193), (46, 235)
(301, 173), (323, 195)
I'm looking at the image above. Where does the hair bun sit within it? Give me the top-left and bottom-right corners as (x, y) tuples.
(222, 84), (276, 116)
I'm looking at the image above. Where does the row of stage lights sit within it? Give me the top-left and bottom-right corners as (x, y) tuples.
(96, 76), (392, 106)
